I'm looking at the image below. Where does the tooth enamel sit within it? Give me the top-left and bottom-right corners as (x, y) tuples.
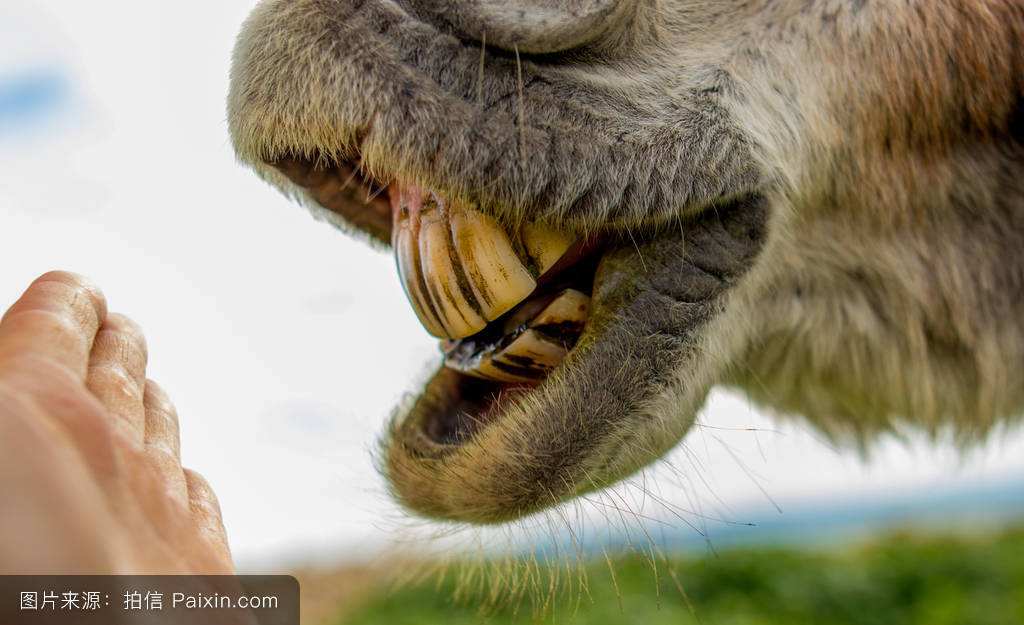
(418, 208), (488, 339)
(393, 204), (447, 338)
(443, 289), (591, 383)
(529, 288), (590, 328)
(468, 359), (537, 384)
(519, 223), (575, 276)
(462, 330), (567, 384)
(492, 329), (568, 371)
(454, 330), (567, 385)
(392, 184), (583, 351)
(449, 204), (538, 321)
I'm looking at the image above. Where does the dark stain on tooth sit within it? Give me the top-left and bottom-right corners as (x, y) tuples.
(510, 228), (542, 278)
(419, 213), (480, 334)
(532, 321), (585, 347)
(406, 220), (446, 334)
(440, 201), (487, 320)
(490, 359), (546, 379)
(421, 261), (455, 334)
(467, 264), (497, 309)
(501, 354), (547, 368)
(438, 274), (476, 331)
(452, 219), (497, 309)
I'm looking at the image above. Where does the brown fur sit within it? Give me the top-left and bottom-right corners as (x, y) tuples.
(228, 0), (1024, 523)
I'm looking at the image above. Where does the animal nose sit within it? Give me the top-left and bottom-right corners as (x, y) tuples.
(398, 0), (633, 54)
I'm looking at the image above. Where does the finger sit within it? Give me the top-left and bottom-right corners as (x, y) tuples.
(143, 380), (180, 460)
(184, 469), (233, 566)
(0, 271), (107, 379)
(143, 380), (188, 504)
(0, 384), (119, 573)
(86, 313), (148, 443)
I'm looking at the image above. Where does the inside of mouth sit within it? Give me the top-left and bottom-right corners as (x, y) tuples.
(411, 367), (529, 445)
(270, 153), (603, 441)
(415, 255), (598, 446)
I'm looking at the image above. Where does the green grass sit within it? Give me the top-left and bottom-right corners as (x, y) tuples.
(341, 526), (1024, 625)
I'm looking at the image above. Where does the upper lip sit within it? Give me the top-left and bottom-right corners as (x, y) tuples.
(269, 154), (393, 246)
(227, 0), (751, 237)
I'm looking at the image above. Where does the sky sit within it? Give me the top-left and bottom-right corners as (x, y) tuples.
(1, 0), (1022, 570)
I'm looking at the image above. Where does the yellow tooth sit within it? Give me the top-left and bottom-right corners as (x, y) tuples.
(519, 222), (575, 276)
(443, 289), (591, 382)
(419, 209), (488, 339)
(455, 329), (568, 384)
(392, 187), (578, 341)
(467, 358), (537, 384)
(529, 289), (590, 328)
(493, 329), (568, 371)
(449, 204), (537, 321)
(394, 208), (447, 338)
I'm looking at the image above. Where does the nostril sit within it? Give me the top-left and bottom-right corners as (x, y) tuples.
(397, 0), (632, 54)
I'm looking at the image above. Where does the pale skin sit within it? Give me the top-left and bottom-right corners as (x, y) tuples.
(0, 271), (232, 574)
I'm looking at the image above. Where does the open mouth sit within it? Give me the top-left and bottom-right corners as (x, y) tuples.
(271, 153), (606, 444)
(228, 0), (775, 523)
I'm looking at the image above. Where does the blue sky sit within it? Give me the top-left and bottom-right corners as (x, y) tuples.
(2, 0), (1022, 570)
(0, 70), (67, 125)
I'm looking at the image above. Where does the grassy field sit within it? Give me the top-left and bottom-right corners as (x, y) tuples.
(336, 525), (1024, 625)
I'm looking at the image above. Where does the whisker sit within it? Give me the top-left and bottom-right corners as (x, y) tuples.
(478, 32), (486, 105)
(627, 227), (649, 272)
(714, 433), (783, 513)
(366, 182), (389, 203)
(514, 44), (527, 207)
